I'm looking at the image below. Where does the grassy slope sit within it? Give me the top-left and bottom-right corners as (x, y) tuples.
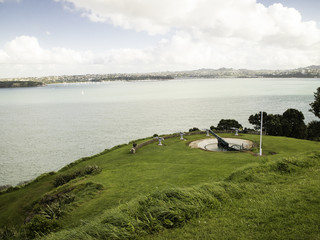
(54, 133), (263, 228)
(46, 152), (320, 240)
(0, 133), (319, 238)
(0, 133), (252, 228)
(144, 154), (320, 240)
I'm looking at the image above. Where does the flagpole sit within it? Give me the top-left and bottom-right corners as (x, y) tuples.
(259, 111), (263, 156)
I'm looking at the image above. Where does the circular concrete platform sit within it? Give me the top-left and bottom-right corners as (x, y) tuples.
(189, 138), (253, 152)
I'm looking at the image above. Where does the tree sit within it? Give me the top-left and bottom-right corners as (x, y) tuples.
(189, 127), (200, 132)
(248, 112), (268, 130)
(282, 108), (306, 139)
(309, 87), (320, 118)
(217, 119), (242, 130)
(265, 114), (283, 136)
(249, 112), (284, 136)
(307, 121), (320, 140)
(210, 125), (216, 131)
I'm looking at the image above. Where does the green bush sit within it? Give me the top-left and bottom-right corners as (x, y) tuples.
(217, 119), (242, 130)
(53, 165), (101, 187)
(189, 127), (200, 132)
(307, 120), (320, 140)
(24, 215), (60, 238)
(39, 203), (63, 220)
(274, 161), (292, 173)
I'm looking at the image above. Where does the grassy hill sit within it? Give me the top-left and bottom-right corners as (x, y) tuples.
(0, 133), (319, 239)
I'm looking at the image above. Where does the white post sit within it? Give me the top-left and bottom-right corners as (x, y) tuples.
(259, 111), (263, 156)
(180, 132), (184, 140)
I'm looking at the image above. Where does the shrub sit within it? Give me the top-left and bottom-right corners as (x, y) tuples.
(217, 119), (242, 130)
(210, 125), (216, 131)
(274, 161), (292, 173)
(189, 127), (200, 132)
(24, 215), (60, 238)
(307, 120), (320, 140)
(39, 203), (63, 220)
(53, 165), (101, 187)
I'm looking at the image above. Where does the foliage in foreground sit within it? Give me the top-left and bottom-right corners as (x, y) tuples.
(0, 182), (104, 239)
(41, 153), (320, 240)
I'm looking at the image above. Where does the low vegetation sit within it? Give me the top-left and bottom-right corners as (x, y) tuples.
(145, 153), (320, 240)
(53, 165), (101, 187)
(0, 133), (320, 239)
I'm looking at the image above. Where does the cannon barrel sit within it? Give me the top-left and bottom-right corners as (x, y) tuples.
(208, 129), (229, 149)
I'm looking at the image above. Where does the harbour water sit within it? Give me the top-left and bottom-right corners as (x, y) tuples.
(0, 78), (319, 185)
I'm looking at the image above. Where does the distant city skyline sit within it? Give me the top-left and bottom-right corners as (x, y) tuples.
(0, 0), (319, 78)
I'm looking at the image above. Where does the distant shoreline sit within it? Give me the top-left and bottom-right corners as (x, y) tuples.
(1, 75), (319, 89)
(0, 81), (44, 88)
(1, 65), (320, 87)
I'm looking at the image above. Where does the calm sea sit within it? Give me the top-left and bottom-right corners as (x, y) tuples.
(0, 78), (319, 185)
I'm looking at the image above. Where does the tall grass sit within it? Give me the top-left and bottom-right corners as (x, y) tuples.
(46, 183), (236, 239)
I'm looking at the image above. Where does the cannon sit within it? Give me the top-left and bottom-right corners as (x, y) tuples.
(206, 129), (241, 151)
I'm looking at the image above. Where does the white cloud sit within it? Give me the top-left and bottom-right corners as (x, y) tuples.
(1, 0), (320, 77)
(1, 36), (95, 65)
(52, 0), (320, 67)
(0, 36), (97, 77)
(1, 32), (319, 78)
(0, 49), (9, 62)
(55, 0), (320, 45)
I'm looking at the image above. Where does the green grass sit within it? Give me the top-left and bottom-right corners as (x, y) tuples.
(44, 152), (320, 240)
(0, 133), (320, 239)
(143, 154), (320, 240)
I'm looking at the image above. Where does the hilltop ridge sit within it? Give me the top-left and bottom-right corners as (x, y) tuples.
(0, 65), (319, 85)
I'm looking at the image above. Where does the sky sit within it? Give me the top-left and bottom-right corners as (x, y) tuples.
(0, 0), (320, 78)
